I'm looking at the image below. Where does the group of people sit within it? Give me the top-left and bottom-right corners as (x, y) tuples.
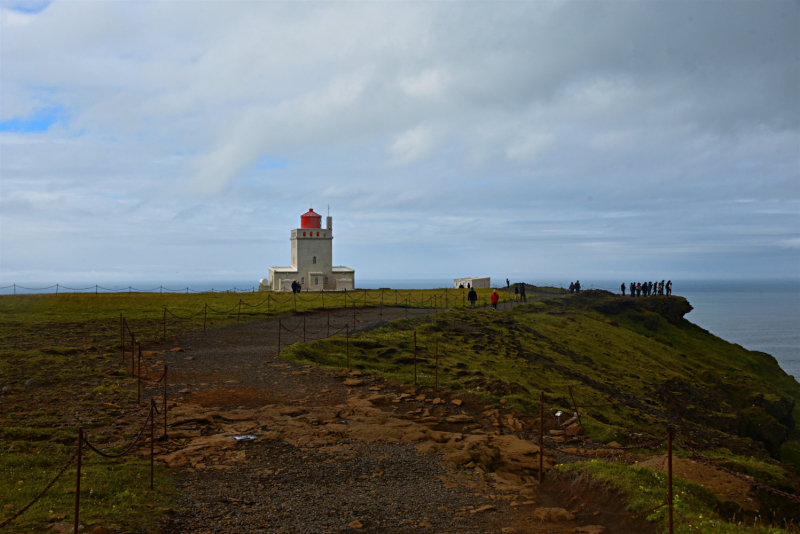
(622, 280), (672, 297)
(290, 280), (301, 294)
(568, 281), (581, 293)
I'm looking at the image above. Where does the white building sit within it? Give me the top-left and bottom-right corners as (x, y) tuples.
(260, 209), (355, 291)
(454, 277), (491, 289)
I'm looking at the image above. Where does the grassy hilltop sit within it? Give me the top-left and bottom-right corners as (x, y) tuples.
(284, 290), (800, 516)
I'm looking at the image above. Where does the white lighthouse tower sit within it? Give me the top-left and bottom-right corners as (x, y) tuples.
(260, 209), (355, 291)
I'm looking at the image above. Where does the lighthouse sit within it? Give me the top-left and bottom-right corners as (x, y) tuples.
(260, 209), (355, 291)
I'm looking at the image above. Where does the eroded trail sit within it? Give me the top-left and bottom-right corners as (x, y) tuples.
(145, 306), (616, 533)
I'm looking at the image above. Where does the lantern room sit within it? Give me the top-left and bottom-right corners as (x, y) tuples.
(300, 209), (322, 229)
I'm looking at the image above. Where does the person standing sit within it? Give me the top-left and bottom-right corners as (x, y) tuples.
(569, 282), (574, 294)
(514, 284), (519, 301)
(630, 282), (635, 297)
(575, 280), (581, 293)
(519, 283), (527, 302)
(468, 287), (478, 309)
(636, 282), (641, 297)
(491, 289), (499, 311)
(666, 280), (672, 296)
(506, 278), (510, 288)
(621, 282), (626, 296)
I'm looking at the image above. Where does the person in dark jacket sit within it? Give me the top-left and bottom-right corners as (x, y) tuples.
(291, 280), (298, 294)
(506, 278), (510, 288)
(468, 288), (478, 308)
(514, 284), (519, 301)
(491, 289), (499, 311)
(569, 282), (574, 294)
(621, 282), (626, 296)
(666, 280), (672, 296)
(519, 283), (527, 302)
(575, 280), (581, 292)
(630, 282), (635, 296)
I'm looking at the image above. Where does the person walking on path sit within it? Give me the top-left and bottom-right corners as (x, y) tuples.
(491, 289), (499, 311)
(468, 287), (478, 308)
(621, 282), (626, 296)
(519, 283), (527, 302)
(666, 280), (672, 296)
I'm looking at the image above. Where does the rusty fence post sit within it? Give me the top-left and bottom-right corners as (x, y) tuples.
(668, 390), (694, 454)
(353, 303), (356, 329)
(164, 364), (168, 439)
(413, 331), (417, 387)
(327, 309), (330, 338)
(163, 308), (166, 339)
(267, 293), (271, 314)
(203, 304), (207, 331)
(435, 340), (439, 391)
(238, 301), (241, 323)
(539, 392), (544, 483)
(568, 385), (582, 427)
(303, 313), (306, 343)
(150, 400), (155, 490)
(120, 314), (124, 362)
(668, 425), (674, 534)
(131, 333), (135, 375)
(278, 317), (282, 353)
(346, 324), (350, 370)
(137, 345), (142, 405)
(74, 428), (83, 534)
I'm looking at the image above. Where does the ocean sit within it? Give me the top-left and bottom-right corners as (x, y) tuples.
(3, 278), (798, 380)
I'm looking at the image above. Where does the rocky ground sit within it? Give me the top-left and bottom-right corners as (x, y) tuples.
(136, 305), (621, 533)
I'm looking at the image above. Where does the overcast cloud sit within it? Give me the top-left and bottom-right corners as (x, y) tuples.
(1, 0), (798, 287)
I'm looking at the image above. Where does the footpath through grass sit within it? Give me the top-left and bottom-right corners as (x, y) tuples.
(0, 288), (498, 531)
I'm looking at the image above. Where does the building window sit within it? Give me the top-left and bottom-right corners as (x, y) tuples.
(325, 277), (328, 285)
(313, 256), (316, 264)
(315, 277), (319, 285)
(303, 231), (306, 236)
(316, 232), (319, 236)
(301, 277), (305, 285)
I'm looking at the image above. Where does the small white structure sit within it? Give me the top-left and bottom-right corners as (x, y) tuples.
(259, 209), (356, 291)
(454, 277), (491, 289)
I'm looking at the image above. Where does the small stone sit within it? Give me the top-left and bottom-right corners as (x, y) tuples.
(418, 520), (433, 527)
(502, 528), (518, 533)
(185, 356), (195, 361)
(101, 403), (121, 409)
(500, 399), (507, 404)
(348, 520), (363, 529)
(48, 513), (67, 521)
(349, 370), (362, 377)
(432, 398), (444, 405)
(89, 527), (110, 534)
(575, 526), (605, 534)
(51, 523), (83, 533)
(24, 378), (39, 389)
(415, 394), (426, 401)
(178, 389), (191, 394)
(3, 504), (14, 509)
(451, 399), (463, 406)
(469, 505), (495, 514)
(170, 348), (184, 352)
(343, 379), (364, 386)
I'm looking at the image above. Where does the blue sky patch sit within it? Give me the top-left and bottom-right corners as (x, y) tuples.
(256, 155), (290, 170)
(1, 0), (51, 13)
(0, 106), (67, 133)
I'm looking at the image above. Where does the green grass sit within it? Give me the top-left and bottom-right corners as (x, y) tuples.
(557, 461), (794, 533)
(281, 290), (800, 483)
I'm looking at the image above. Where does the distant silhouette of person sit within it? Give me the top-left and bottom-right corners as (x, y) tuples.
(630, 282), (635, 297)
(506, 278), (510, 288)
(468, 288), (478, 309)
(666, 280), (672, 296)
(569, 282), (574, 294)
(491, 289), (499, 311)
(621, 283), (626, 296)
(519, 283), (527, 302)
(467, 283), (471, 289)
(459, 283), (464, 289)
(636, 283), (641, 297)
(514, 284), (519, 301)
(575, 280), (581, 292)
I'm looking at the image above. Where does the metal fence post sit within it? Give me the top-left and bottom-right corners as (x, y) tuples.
(568, 385), (582, 427)
(203, 304), (207, 331)
(164, 365), (168, 439)
(327, 309), (330, 338)
(539, 392), (544, 483)
(137, 345), (142, 405)
(120, 314), (124, 362)
(346, 324), (350, 370)
(74, 428), (83, 534)
(278, 317), (282, 352)
(668, 425), (674, 534)
(131, 333), (135, 375)
(435, 340), (438, 391)
(150, 400), (155, 490)
(413, 331), (417, 387)
(303, 313), (306, 343)
(163, 308), (167, 339)
(238, 301), (241, 323)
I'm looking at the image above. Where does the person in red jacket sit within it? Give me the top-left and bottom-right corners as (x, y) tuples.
(491, 289), (499, 311)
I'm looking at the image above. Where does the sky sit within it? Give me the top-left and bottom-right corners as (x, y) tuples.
(1, 0), (798, 287)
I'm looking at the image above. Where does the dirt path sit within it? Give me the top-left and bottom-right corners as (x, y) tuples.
(143, 304), (620, 534)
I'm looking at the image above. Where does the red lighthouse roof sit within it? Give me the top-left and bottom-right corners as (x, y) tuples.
(300, 208), (322, 229)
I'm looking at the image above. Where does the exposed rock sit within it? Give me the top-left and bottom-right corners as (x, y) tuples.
(348, 519), (363, 528)
(469, 504), (495, 514)
(48, 513), (67, 521)
(24, 378), (39, 389)
(89, 527), (110, 534)
(344, 379), (365, 386)
(451, 399), (463, 406)
(533, 507), (575, 521)
(445, 414), (475, 424)
(575, 526), (605, 534)
(170, 347), (183, 352)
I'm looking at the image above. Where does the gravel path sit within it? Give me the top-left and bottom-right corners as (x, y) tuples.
(150, 303), (589, 534)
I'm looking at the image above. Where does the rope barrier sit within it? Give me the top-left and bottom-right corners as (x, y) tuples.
(83, 410), (152, 459)
(0, 450), (78, 528)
